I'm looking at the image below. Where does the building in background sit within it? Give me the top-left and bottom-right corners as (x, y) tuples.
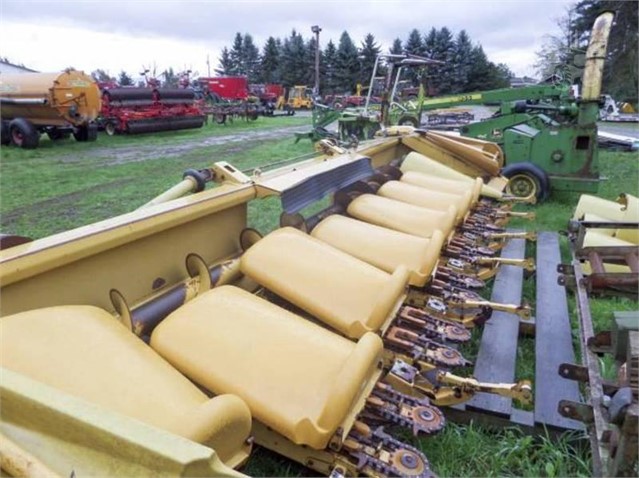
(510, 76), (538, 88)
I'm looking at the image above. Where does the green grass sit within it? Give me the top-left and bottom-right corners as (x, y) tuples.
(0, 117), (313, 238)
(0, 127), (637, 477)
(418, 423), (591, 477)
(509, 150), (639, 232)
(510, 150), (639, 382)
(3, 115), (309, 153)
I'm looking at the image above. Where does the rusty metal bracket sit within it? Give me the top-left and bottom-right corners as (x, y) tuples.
(557, 263), (577, 289)
(558, 399), (595, 425)
(566, 220), (639, 299)
(557, 263), (575, 275)
(588, 331), (612, 354)
(558, 274), (577, 289)
(558, 363), (590, 383)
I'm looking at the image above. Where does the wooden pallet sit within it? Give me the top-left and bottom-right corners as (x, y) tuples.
(444, 231), (585, 435)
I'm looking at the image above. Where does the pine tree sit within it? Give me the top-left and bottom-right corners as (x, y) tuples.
(322, 40), (339, 93)
(359, 33), (381, 88)
(422, 28), (440, 95)
(216, 47), (232, 76)
(229, 33), (244, 76)
(451, 30), (473, 93)
(466, 45), (489, 91)
(432, 27), (455, 94)
(334, 31), (360, 93)
(404, 29), (424, 56)
(403, 29), (425, 86)
(422, 28), (438, 58)
(243, 34), (260, 82)
(390, 38), (403, 55)
(260, 37), (280, 83)
(303, 37), (322, 87)
(279, 30), (307, 86)
(496, 63), (514, 83)
(117, 71), (133, 86)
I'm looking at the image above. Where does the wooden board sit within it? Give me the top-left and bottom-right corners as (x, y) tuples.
(534, 232), (583, 430)
(447, 231), (585, 434)
(465, 237), (526, 416)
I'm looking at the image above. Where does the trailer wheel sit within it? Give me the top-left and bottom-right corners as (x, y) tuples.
(9, 118), (40, 149)
(215, 114), (227, 125)
(73, 126), (87, 141)
(397, 115), (419, 127)
(73, 124), (98, 142)
(86, 124), (98, 142)
(1, 121), (10, 145)
(105, 122), (117, 136)
(503, 162), (550, 201)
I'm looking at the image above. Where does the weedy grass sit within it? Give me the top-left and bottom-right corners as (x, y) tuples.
(0, 124), (637, 478)
(1, 115), (308, 155)
(510, 150), (638, 384)
(0, 118), (313, 239)
(416, 423), (591, 477)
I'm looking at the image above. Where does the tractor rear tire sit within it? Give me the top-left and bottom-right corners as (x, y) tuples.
(9, 118), (40, 149)
(502, 162), (550, 201)
(1, 121), (10, 145)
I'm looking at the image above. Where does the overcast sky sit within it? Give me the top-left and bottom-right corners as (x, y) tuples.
(0, 0), (574, 82)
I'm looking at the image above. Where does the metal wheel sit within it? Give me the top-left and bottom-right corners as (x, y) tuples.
(397, 115), (419, 127)
(502, 161), (550, 201)
(11, 128), (24, 146)
(505, 172), (539, 198)
(105, 122), (117, 136)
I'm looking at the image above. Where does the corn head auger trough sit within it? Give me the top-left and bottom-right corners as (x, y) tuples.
(1, 127), (538, 478)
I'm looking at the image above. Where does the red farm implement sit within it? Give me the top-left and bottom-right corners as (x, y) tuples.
(100, 87), (206, 135)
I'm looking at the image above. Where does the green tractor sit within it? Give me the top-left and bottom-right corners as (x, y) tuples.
(332, 12), (614, 201)
(415, 13), (614, 200)
(336, 54), (435, 141)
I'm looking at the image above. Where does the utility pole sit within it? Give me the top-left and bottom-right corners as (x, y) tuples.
(207, 54), (211, 77)
(311, 25), (321, 97)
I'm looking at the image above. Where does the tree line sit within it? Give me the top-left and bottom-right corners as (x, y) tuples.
(534, 0), (637, 102)
(216, 28), (513, 96)
(91, 66), (186, 89)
